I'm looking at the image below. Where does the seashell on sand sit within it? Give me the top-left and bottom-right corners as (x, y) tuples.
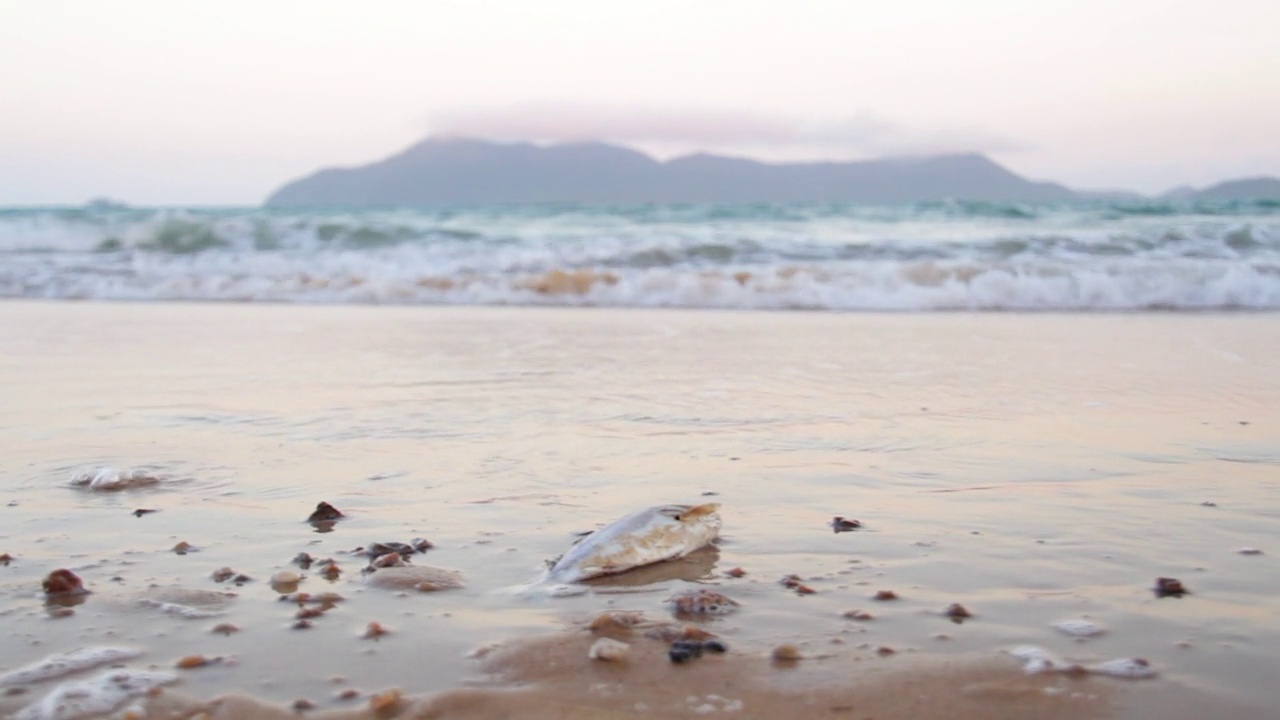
(665, 589), (739, 616)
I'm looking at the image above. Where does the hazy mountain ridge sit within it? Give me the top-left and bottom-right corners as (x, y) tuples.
(265, 138), (1280, 206)
(1165, 177), (1280, 201)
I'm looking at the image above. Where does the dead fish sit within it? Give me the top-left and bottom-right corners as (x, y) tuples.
(546, 504), (721, 583)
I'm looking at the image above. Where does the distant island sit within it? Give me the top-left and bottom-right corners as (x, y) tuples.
(264, 137), (1280, 207)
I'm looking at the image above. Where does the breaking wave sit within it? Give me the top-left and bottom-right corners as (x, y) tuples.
(2, 201), (1279, 311)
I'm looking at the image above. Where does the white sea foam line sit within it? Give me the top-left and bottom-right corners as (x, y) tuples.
(15, 669), (177, 720)
(0, 648), (142, 687)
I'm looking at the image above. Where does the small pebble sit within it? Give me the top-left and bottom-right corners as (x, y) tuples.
(831, 516), (862, 533)
(944, 603), (972, 620)
(724, 567), (747, 578)
(0, 553), (11, 565)
(211, 623), (241, 635)
(307, 502), (344, 523)
(293, 553), (314, 569)
(272, 570), (302, 585)
(132, 508), (157, 517)
(411, 538), (434, 553)
(371, 552), (405, 569)
(1237, 548), (1263, 556)
(771, 645), (802, 663)
(176, 655), (213, 669)
(368, 688), (402, 713)
(292, 620), (313, 630)
(873, 590), (899, 601)
(877, 646), (896, 656)
(335, 689), (360, 701)
(701, 639), (728, 654)
(367, 542), (414, 559)
(292, 699), (315, 712)
(211, 567), (236, 583)
(364, 622), (390, 639)
(1154, 577), (1189, 598)
(319, 562), (342, 581)
(42, 569), (88, 597)
(296, 607), (325, 620)
(668, 640), (704, 664)
(841, 610), (873, 621)
(172, 541), (194, 555)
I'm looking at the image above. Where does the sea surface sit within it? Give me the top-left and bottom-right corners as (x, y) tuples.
(2, 200), (1279, 310)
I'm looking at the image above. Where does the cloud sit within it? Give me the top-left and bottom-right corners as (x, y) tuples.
(426, 102), (1027, 159)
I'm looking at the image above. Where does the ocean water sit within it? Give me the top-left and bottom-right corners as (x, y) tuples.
(2, 200), (1279, 310)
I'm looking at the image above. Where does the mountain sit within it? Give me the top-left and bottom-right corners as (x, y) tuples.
(264, 138), (1079, 206)
(1164, 177), (1280, 201)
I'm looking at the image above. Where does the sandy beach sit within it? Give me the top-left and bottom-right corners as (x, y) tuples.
(1, 301), (1277, 719)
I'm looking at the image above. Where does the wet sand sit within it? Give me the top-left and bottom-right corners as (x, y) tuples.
(0, 301), (1277, 718)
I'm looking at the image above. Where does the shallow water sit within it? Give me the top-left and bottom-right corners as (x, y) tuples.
(0, 301), (1278, 717)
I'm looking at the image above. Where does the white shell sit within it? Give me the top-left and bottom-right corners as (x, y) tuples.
(588, 638), (631, 662)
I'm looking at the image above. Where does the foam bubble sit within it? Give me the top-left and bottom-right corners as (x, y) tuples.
(14, 669), (177, 720)
(134, 598), (222, 619)
(68, 468), (161, 491)
(1007, 646), (1157, 679)
(1051, 619), (1106, 638)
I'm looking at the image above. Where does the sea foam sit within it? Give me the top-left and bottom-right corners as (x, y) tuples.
(3, 202), (1278, 311)
(0, 647), (142, 687)
(68, 468), (161, 491)
(14, 669), (177, 720)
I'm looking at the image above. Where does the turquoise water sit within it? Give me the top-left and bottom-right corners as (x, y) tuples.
(2, 200), (1278, 309)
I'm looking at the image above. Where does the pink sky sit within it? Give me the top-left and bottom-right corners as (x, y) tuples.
(1, 0), (1277, 204)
